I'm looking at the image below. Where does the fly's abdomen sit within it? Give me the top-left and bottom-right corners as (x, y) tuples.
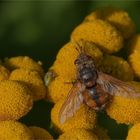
(84, 86), (110, 111)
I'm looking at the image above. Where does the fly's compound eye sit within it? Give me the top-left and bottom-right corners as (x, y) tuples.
(74, 59), (80, 65)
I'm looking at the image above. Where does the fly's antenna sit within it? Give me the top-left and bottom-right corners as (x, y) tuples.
(71, 39), (86, 54)
(75, 44), (81, 54)
(75, 42), (82, 54)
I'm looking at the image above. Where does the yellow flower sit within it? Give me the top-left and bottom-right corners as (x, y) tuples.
(47, 76), (72, 103)
(0, 80), (33, 121)
(126, 123), (140, 140)
(29, 126), (53, 140)
(71, 19), (123, 53)
(52, 41), (102, 80)
(106, 81), (140, 125)
(0, 121), (34, 140)
(0, 65), (10, 81)
(46, 41), (102, 103)
(99, 55), (134, 81)
(84, 7), (135, 39)
(58, 128), (98, 140)
(47, 48), (133, 103)
(4, 56), (44, 77)
(128, 34), (140, 79)
(51, 98), (97, 133)
(9, 69), (46, 101)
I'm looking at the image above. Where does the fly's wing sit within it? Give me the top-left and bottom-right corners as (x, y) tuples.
(59, 82), (85, 124)
(97, 72), (140, 98)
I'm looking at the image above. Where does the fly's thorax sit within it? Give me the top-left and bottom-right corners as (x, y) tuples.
(74, 53), (97, 88)
(77, 67), (98, 87)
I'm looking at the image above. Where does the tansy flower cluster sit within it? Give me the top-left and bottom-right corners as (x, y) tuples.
(1, 6), (140, 140)
(0, 56), (53, 139)
(0, 120), (53, 140)
(46, 7), (140, 139)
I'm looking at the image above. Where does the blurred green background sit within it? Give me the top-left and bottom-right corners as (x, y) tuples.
(1, 1), (140, 69)
(0, 1), (140, 139)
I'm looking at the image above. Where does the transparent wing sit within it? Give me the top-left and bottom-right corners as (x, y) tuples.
(59, 82), (85, 124)
(97, 72), (140, 98)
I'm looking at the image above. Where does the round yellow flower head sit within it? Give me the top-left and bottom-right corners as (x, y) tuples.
(128, 34), (140, 79)
(0, 121), (34, 140)
(0, 65), (10, 81)
(126, 123), (140, 140)
(84, 7), (135, 39)
(71, 19), (123, 53)
(47, 76), (72, 103)
(99, 55), (134, 81)
(29, 126), (53, 140)
(47, 41), (102, 103)
(94, 125), (110, 140)
(52, 41), (102, 80)
(9, 69), (46, 101)
(58, 128), (98, 140)
(51, 98), (97, 133)
(4, 56), (44, 77)
(0, 80), (33, 121)
(106, 81), (140, 125)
